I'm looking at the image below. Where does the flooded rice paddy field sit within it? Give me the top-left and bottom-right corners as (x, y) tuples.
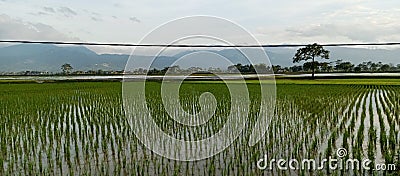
(0, 81), (399, 175)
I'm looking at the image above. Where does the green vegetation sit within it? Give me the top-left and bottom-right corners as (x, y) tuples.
(186, 78), (400, 85)
(61, 63), (73, 75)
(293, 43), (330, 78)
(0, 80), (399, 175)
(274, 78), (400, 85)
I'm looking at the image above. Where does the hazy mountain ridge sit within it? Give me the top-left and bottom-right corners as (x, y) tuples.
(0, 44), (399, 72)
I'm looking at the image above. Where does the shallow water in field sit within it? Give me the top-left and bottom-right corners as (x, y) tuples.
(0, 83), (399, 175)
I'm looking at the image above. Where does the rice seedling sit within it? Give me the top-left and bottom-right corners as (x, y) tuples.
(0, 81), (398, 175)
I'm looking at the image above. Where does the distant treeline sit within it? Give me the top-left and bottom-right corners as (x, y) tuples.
(230, 60), (400, 74)
(2, 60), (400, 76)
(144, 60), (400, 75)
(280, 60), (400, 73)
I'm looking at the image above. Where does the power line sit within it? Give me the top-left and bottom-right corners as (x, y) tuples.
(1, 40), (400, 47)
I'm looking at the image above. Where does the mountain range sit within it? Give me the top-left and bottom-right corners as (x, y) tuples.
(0, 44), (399, 72)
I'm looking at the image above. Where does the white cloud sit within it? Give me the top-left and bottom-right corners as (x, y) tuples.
(129, 17), (141, 23)
(43, 7), (55, 13)
(57, 7), (77, 17)
(0, 14), (78, 41)
(91, 17), (102, 22)
(40, 6), (78, 17)
(255, 5), (400, 44)
(1, 0), (400, 54)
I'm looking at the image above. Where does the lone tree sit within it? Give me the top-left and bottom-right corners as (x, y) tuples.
(293, 43), (329, 78)
(61, 63), (73, 74)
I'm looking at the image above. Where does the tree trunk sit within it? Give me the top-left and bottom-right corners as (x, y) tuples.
(312, 56), (315, 79)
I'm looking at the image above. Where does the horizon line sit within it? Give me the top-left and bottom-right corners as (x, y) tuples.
(1, 40), (400, 48)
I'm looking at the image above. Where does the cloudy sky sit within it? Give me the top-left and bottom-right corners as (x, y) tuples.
(0, 0), (399, 54)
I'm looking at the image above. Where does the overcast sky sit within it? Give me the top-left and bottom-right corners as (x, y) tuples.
(0, 0), (399, 54)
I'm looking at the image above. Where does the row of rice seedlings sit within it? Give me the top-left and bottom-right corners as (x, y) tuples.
(0, 83), (131, 174)
(378, 87), (398, 166)
(273, 85), (352, 175)
(1, 82), (398, 175)
(368, 89), (377, 172)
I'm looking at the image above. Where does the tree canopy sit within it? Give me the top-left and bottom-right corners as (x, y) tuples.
(293, 43), (330, 78)
(61, 63), (73, 75)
